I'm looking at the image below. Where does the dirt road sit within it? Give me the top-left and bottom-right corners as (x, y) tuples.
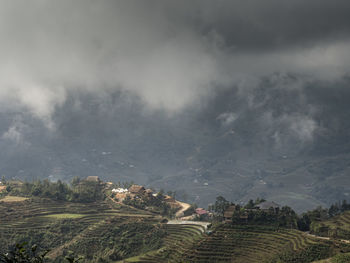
(175, 200), (191, 218)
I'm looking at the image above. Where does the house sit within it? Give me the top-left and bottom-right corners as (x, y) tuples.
(255, 201), (280, 212)
(129, 185), (146, 195)
(85, 176), (101, 183)
(145, 189), (153, 197)
(114, 192), (128, 202)
(105, 182), (114, 188)
(223, 205), (236, 223)
(112, 188), (128, 193)
(195, 208), (208, 215)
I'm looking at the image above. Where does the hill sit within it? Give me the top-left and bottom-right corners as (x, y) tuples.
(137, 224), (341, 263)
(311, 211), (350, 240)
(2, 183), (350, 262)
(0, 196), (163, 262)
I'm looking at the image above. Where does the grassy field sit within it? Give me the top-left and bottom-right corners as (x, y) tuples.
(43, 213), (85, 219)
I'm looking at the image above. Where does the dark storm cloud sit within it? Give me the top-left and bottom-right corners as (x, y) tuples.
(0, 0), (349, 127)
(190, 0), (350, 51)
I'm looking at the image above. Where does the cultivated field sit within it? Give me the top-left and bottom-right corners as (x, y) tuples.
(312, 211), (350, 240)
(0, 197), (160, 261)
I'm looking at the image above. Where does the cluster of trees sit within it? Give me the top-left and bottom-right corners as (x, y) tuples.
(122, 193), (177, 217)
(298, 200), (350, 231)
(3, 177), (104, 203)
(210, 196), (350, 232)
(209, 197), (268, 218)
(0, 243), (80, 263)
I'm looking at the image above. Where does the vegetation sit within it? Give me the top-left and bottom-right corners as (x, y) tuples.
(331, 252), (350, 263)
(310, 211), (350, 240)
(0, 243), (48, 263)
(135, 224), (205, 262)
(67, 221), (166, 261)
(2, 179), (350, 262)
(0, 195), (163, 262)
(181, 224), (325, 263)
(122, 192), (178, 217)
(2, 179), (104, 203)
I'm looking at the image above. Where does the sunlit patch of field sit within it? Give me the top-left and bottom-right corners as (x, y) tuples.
(0, 196), (29, 202)
(42, 213), (85, 219)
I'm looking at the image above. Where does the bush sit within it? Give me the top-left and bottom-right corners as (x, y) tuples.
(332, 253), (350, 263)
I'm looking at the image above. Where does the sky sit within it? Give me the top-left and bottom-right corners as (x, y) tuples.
(0, 0), (349, 126)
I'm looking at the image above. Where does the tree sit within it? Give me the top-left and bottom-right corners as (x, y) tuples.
(0, 243), (48, 263)
(328, 203), (340, 217)
(0, 243), (81, 263)
(297, 214), (311, 231)
(71, 177), (80, 187)
(245, 199), (255, 209)
(214, 196), (229, 217)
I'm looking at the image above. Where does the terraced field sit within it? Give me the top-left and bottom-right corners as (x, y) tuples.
(2, 197), (345, 262)
(311, 211), (350, 240)
(183, 225), (322, 263)
(0, 197), (160, 261)
(134, 223), (205, 263)
(134, 224), (323, 263)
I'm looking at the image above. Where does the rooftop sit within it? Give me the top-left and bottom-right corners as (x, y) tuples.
(85, 176), (100, 182)
(195, 208), (208, 215)
(129, 184), (145, 193)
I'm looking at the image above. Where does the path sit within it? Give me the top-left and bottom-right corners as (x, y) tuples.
(304, 232), (350, 244)
(175, 200), (191, 218)
(167, 220), (211, 232)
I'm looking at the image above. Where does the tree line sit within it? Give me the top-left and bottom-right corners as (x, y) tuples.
(209, 196), (350, 231)
(2, 177), (104, 203)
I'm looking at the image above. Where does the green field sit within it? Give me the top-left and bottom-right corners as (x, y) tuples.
(42, 213), (85, 219)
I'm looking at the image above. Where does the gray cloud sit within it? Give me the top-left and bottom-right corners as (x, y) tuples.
(0, 0), (349, 126)
(2, 115), (29, 146)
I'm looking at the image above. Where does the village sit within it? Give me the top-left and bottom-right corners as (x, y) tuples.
(0, 175), (287, 226)
(87, 175), (284, 225)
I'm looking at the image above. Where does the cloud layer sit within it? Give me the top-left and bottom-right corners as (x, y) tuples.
(0, 0), (350, 122)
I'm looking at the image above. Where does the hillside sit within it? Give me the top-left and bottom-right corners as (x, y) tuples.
(2, 195), (350, 262)
(0, 196), (162, 261)
(311, 211), (350, 240)
(2, 181), (350, 263)
(137, 224), (341, 263)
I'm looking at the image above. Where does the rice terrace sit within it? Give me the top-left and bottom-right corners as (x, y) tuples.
(1, 178), (350, 262)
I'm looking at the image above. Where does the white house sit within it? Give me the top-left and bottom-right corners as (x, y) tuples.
(112, 188), (129, 193)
